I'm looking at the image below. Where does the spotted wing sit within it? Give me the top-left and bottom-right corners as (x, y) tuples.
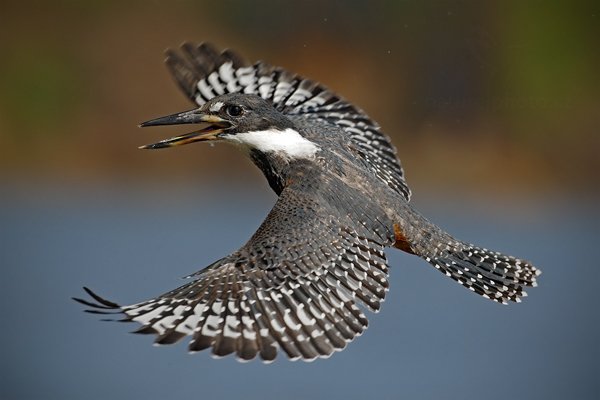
(165, 42), (411, 200)
(74, 184), (391, 362)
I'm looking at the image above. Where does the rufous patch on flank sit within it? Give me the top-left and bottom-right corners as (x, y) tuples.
(393, 223), (415, 254)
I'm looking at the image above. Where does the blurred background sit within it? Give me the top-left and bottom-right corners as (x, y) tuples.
(1, 1), (598, 399)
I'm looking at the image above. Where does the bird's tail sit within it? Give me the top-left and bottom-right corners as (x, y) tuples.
(395, 206), (541, 304)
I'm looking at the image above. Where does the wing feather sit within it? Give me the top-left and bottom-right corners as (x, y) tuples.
(162, 42), (411, 200)
(75, 184), (393, 362)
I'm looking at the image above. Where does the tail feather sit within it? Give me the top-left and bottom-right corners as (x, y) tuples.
(399, 208), (541, 304)
(427, 245), (540, 304)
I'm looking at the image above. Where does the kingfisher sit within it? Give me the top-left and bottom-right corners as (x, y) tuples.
(75, 43), (541, 362)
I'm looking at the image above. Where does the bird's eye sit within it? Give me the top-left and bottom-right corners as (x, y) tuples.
(226, 105), (243, 117)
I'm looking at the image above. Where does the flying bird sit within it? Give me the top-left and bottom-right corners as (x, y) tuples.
(75, 43), (541, 362)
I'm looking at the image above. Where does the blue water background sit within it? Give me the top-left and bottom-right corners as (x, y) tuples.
(1, 182), (597, 400)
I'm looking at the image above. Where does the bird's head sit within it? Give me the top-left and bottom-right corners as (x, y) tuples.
(139, 93), (319, 159)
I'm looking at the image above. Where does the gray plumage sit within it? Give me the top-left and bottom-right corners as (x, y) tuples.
(75, 43), (541, 362)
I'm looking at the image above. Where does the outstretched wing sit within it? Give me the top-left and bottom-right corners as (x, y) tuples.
(165, 42), (411, 200)
(74, 184), (392, 362)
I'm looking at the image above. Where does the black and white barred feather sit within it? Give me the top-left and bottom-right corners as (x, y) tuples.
(165, 42), (411, 200)
(395, 205), (541, 304)
(75, 183), (392, 362)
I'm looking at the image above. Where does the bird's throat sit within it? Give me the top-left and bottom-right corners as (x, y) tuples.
(224, 128), (320, 160)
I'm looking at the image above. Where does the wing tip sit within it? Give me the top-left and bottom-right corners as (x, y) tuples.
(73, 286), (121, 311)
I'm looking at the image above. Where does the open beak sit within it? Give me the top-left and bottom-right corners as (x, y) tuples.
(138, 108), (230, 149)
